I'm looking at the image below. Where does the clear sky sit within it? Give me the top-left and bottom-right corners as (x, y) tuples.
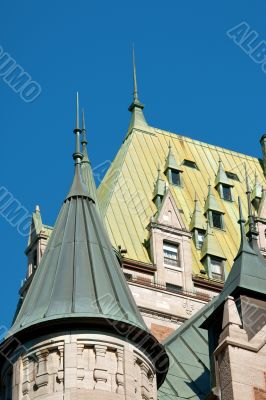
(0, 0), (266, 328)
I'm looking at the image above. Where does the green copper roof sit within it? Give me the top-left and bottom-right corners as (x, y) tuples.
(201, 222), (225, 260)
(202, 198), (266, 328)
(219, 199), (266, 298)
(8, 102), (148, 339)
(214, 159), (231, 187)
(190, 197), (206, 231)
(158, 298), (216, 400)
(204, 183), (224, 214)
(164, 143), (183, 172)
(128, 47), (148, 131)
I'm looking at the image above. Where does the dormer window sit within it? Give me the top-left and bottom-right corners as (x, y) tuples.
(221, 184), (233, 201)
(170, 170), (181, 186)
(182, 159), (198, 169)
(211, 211), (224, 230)
(197, 230), (205, 249)
(209, 256), (224, 280)
(163, 241), (180, 268)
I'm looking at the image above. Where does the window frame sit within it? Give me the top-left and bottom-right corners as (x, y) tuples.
(182, 159), (199, 170)
(163, 241), (181, 270)
(209, 256), (225, 281)
(225, 171), (240, 182)
(219, 183), (233, 202)
(210, 210), (224, 230)
(195, 229), (205, 250)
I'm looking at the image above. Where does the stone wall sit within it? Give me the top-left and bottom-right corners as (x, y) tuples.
(1, 332), (157, 400)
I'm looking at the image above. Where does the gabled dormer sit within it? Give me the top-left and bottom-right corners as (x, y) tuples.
(215, 159), (234, 202)
(200, 221), (226, 281)
(190, 196), (207, 250)
(149, 189), (193, 291)
(204, 182), (225, 230)
(164, 143), (183, 187)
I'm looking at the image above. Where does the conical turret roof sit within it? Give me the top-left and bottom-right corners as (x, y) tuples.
(8, 97), (148, 339)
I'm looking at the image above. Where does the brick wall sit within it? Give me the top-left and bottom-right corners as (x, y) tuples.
(151, 323), (174, 342)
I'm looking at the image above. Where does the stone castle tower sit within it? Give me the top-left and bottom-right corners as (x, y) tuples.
(0, 95), (168, 400)
(1, 53), (266, 400)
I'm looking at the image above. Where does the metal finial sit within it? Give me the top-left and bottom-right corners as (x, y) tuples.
(75, 92), (80, 130)
(73, 92), (82, 165)
(133, 44), (138, 101)
(81, 109), (88, 145)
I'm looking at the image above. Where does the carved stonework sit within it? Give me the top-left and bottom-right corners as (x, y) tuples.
(35, 350), (49, 389)
(94, 345), (108, 390)
(1, 333), (157, 400)
(116, 348), (124, 394)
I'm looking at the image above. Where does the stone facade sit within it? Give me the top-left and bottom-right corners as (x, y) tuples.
(1, 333), (157, 400)
(211, 297), (266, 400)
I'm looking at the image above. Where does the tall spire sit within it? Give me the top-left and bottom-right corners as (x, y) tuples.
(81, 108), (88, 161)
(80, 108), (102, 215)
(128, 45), (148, 130)
(66, 93), (90, 200)
(133, 44), (138, 102)
(6, 96), (169, 385)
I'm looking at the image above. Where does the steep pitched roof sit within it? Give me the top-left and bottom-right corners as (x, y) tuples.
(98, 126), (264, 275)
(8, 111), (148, 340)
(158, 299), (216, 400)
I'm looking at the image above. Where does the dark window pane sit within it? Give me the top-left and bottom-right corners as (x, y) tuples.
(183, 160), (198, 169)
(171, 170), (181, 186)
(225, 171), (239, 181)
(212, 212), (223, 229)
(222, 185), (232, 201)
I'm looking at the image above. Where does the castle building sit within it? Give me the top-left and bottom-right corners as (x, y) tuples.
(0, 55), (266, 400)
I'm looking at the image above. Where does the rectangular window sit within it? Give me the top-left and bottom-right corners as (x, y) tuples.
(222, 185), (232, 201)
(197, 230), (205, 249)
(163, 242), (180, 268)
(210, 257), (224, 280)
(171, 170), (181, 186)
(212, 211), (223, 229)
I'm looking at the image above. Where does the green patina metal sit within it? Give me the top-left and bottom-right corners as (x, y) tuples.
(189, 196), (206, 231)
(204, 183), (224, 214)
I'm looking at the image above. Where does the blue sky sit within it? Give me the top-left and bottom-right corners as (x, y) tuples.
(1, 0), (266, 328)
